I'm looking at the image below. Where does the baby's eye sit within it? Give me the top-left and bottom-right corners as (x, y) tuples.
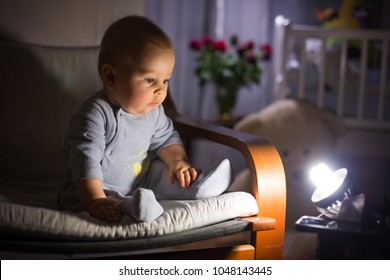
(145, 78), (155, 84)
(163, 79), (170, 85)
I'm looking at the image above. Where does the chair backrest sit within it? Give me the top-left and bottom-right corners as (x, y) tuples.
(0, 42), (101, 184)
(0, 41), (180, 186)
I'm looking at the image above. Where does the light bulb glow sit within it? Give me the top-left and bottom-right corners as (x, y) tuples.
(310, 163), (347, 203)
(309, 163), (336, 191)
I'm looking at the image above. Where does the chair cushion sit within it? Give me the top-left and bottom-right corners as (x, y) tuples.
(0, 191), (258, 241)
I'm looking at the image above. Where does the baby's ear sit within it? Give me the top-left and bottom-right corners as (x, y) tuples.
(101, 64), (116, 90)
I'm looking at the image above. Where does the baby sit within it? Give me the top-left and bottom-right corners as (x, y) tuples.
(58, 15), (233, 223)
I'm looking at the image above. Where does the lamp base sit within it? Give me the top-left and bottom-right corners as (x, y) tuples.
(295, 215), (362, 233)
(317, 193), (366, 223)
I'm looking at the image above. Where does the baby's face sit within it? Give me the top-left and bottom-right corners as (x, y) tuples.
(111, 44), (175, 115)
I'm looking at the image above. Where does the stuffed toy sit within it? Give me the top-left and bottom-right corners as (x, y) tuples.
(314, 0), (372, 52)
(314, 0), (364, 30)
(230, 98), (345, 258)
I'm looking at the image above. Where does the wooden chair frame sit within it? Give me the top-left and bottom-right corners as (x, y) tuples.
(160, 94), (286, 260)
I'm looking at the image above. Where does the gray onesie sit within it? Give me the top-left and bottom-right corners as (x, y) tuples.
(58, 91), (182, 210)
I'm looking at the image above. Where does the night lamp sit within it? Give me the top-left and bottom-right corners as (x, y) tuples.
(309, 163), (365, 222)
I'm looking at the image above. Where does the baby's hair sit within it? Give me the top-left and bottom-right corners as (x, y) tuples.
(98, 15), (172, 77)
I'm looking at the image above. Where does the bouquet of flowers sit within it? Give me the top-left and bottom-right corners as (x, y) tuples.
(189, 35), (271, 118)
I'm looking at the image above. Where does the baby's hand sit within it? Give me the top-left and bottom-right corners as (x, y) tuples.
(87, 198), (123, 222)
(169, 160), (201, 187)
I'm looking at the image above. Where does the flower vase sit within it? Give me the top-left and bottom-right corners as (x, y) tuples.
(215, 85), (238, 123)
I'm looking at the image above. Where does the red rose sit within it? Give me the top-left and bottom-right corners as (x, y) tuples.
(246, 50), (257, 63)
(245, 41), (254, 50)
(202, 35), (213, 46)
(237, 45), (245, 56)
(213, 40), (228, 52)
(238, 40), (254, 55)
(260, 44), (272, 60)
(189, 39), (202, 50)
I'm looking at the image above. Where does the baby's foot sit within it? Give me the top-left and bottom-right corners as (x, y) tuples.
(119, 188), (164, 222)
(156, 159), (233, 200)
(191, 159), (233, 199)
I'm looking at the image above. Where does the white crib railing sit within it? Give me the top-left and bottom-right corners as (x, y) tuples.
(273, 15), (390, 130)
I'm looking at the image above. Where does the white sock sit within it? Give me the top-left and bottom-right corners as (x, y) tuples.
(118, 188), (164, 222)
(190, 158), (233, 199)
(150, 159), (233, 200)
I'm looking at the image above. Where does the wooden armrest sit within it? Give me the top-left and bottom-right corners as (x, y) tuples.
(170, 115), (285, 217)
(163, 92), (285, 258)
(169, 114), (286, 259)
(240, 216), (276, 231)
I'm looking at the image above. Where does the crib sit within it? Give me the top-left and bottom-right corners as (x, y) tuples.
(271, 16), (390, 259)
(273, 15), (390, 131)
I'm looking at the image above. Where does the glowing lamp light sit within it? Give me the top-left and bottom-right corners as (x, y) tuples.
(310, 163), (351, 208)
(309, 163), (355, 219)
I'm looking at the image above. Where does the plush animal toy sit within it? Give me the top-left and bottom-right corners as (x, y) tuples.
(315, 0), (373, 51)
(314, 0), (364, 30)
(230, 98), (345, 258)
